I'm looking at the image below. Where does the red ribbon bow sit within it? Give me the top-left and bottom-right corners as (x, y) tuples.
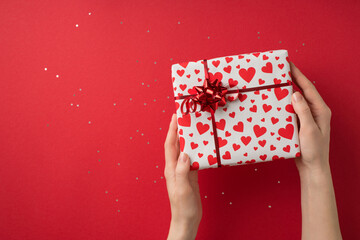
(180, 78), (228, 115)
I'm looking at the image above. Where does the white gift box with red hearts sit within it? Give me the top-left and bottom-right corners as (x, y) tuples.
(171, 49), (300, 170)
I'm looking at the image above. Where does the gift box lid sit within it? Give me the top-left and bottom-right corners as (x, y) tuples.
(171, 49), (291, 98)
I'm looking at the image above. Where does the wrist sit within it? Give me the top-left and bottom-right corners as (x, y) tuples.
(296, 155), (330, 176)
(167, 218), (199, 240)
(297, 160), (332, 187)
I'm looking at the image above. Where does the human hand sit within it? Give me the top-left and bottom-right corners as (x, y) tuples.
(164, 114), (202, 240)
(290, 62), (332, 175)
(290, 63), (342, 240)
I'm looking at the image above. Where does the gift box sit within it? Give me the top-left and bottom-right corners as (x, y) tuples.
(171, 49), (300, 170)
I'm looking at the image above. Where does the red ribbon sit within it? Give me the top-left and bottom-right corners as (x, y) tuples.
(174, 59), (292, 168)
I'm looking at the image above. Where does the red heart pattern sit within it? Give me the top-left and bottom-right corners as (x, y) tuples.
(177, 69), (185, 77)
(218, 137), (227, 148)
(178, 114), (191, 127)
(196, 122), (210, 135)
(224, 65), (232, 73)
(241, 136), (252, 146)
(172, 50), (300, 170)
(208, 155), (217, 165)
(261, 62), (273, 73)
(190, 162), (200, 170)
(233, 143), (240, 151)
(222, 151), (231, 159)
(239, 67), (256, 83)
(258, 140), (266, 147)
(274, 87), (289, 101)
(253, 125), (267, 138)
(191, 142), (198, 150)
(179, 137), (185, 152)
(262, 104), (272, 113)
(233, 121), (244, 132)
(228, 78), (238, 88)
(278, 124), (294, 140)
(216, 119), (226, 130)
(212, 60), (220, 68)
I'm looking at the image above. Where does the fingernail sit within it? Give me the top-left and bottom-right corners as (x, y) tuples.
(179, 152), (188, 163)
(293, 92), (303, 102)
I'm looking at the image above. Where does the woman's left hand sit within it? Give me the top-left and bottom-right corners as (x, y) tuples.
(164, 114), (202, 240)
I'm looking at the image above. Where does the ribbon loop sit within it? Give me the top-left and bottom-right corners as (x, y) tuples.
(180, 98), (197, 115)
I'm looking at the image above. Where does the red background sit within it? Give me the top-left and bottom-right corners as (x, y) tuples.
(0, 0), (359, 239)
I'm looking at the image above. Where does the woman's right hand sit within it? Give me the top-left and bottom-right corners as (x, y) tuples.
(290, 62), (332, 174)
(290, 62), (342, 240)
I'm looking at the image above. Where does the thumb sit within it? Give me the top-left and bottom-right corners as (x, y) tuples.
(175, 152), (190, 185)
(291, 91), (317, 129)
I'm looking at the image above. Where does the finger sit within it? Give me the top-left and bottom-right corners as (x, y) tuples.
(292, 92), (318, 131)
(175, 152), (191, 187)
(164, 114), (180, 179)
(290, 62), (331, 132)
(165, 114), (179, 148)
